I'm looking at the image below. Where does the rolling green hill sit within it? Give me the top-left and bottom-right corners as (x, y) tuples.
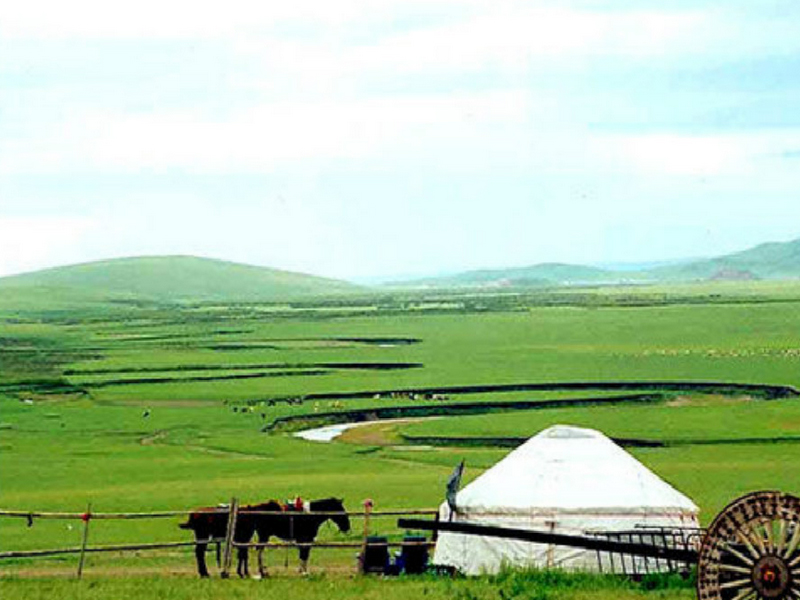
(0, 256), (361, 306)
(392, 237), (800, 289)
(647, 238), (800, 281)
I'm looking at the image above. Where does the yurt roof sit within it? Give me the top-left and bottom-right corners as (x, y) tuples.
(452, 425), (698, 516)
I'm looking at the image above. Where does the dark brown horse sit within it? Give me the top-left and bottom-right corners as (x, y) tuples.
(179, 504), (251, 578)
(180, 498), (350, 578)
(248, 498), (350, 577)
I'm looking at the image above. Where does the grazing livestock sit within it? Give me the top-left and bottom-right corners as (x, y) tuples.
(180, 497), (350, 578)
(247, 497), (350, 578)
(179, 504), (248, 578)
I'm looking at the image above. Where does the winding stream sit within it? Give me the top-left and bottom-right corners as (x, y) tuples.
(293, 423), (361, 442)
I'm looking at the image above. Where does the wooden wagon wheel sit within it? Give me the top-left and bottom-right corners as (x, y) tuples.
(698, 491), (800, 600)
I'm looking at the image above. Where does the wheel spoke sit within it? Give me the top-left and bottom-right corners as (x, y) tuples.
(730, 588), (756, 600)
(747, 521), (768, 555)
(777, 520), (788, 554)
(719, 562), (752, 575)
(789, 553), (800, 568)
(722, 540), (756, 566)
(720, 578), (754, 591)
(762, 519), (775, 553)
(737, 528), (763, 560)
(784, 524), (800, 559)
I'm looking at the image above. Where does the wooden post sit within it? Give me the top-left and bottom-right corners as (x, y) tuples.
(284, 514), (293, 569)
(76, 503), (92, 579)
(220, 498), (239, 579)
(358, 498), (373, 574)
(546, 520), (556, 569)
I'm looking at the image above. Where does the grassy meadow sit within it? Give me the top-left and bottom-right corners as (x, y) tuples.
(2, 281), (800, 598)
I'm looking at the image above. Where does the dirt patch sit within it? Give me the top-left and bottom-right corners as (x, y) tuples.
(337, 418), (437, 446)
(666, 394), (756, 407)
(665, 395), (693, 407)
(140, 430), (168, 445)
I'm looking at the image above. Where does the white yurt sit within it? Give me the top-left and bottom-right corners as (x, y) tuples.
(433, 425), (699, 575)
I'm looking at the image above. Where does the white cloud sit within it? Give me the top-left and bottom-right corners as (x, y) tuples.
(2, 1), (800, 278)
(589, 131), (800, 177)
(0, 0), (475, 40)
(0, 91), (530, 174)
(227, 6), (708, 86)
(0, 216), (97, 276)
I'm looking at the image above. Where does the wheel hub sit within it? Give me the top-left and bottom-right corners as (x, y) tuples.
(753, 555), (791, 599)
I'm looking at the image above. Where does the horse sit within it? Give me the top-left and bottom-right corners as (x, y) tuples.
(179, 504), (255, 578)
(180, 498), (349, 578)
(248, 497), (350, 578)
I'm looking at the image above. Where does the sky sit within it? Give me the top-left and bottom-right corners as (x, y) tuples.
(1, 0), (799, 282)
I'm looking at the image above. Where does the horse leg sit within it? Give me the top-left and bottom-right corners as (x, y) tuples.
(236, 546), (249, 579)
(257, 535), (269, 578)
(257, 546), (269, 579)
(195, 542), (210, 578)
(298, 544), (311, 575)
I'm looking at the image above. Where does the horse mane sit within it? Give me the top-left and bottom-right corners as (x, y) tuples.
(309, 497), (345, 510)
(237, 498), (345, 513)
(241, 500), (283, 511)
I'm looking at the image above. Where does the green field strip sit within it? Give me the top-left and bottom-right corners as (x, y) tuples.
(63, 362), (424, 376)
(256, 380), (798, 403)
(398, 395), (800, 442)
(65, 363), (422, 390)
(264, 393), (666, 432)
(73, 370), (330, 388)
(399, 434), (800, 448)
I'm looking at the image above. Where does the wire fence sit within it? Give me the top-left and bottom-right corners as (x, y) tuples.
(0, 501), (438, 578)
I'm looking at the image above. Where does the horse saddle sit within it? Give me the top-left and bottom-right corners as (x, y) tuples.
(283, 497), (310, 513)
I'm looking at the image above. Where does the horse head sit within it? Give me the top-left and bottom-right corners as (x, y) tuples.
(313, 497), (350, 533)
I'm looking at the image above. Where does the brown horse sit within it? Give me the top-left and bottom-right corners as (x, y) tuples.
(180, 498), (350, 578)
(179, 504), (252, 578)
(247, 498), (350, 577)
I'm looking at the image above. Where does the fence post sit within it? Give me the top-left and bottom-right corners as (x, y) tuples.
(220, 498), (239, 579)
(358, 498), (373, 573)
(76, 503), (92, 580)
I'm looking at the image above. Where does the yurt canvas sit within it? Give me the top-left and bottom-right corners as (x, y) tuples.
(433, 425), (699, 575)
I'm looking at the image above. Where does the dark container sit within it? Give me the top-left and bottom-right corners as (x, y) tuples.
(360, 536), (390, 574)
(399, 535), (429, 574)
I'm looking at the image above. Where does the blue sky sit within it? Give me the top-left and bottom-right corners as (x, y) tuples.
(1, 0), (799, 280)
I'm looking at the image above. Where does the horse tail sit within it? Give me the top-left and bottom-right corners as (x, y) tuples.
(216, 541), (221, 567)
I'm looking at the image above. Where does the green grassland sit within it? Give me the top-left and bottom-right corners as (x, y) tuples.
(398, 395), (800, 442)
(0, 256), (361, 304)
(2, 280), (800, 598)
(0, 569), (695, 600)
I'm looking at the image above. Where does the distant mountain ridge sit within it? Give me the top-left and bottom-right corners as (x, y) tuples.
(1, 237), (798, 306)
(392, 237), (800, 289)
(0, 256), (361, 304)
(644, 238), (800, 282)
(404, 263), (617, 288)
